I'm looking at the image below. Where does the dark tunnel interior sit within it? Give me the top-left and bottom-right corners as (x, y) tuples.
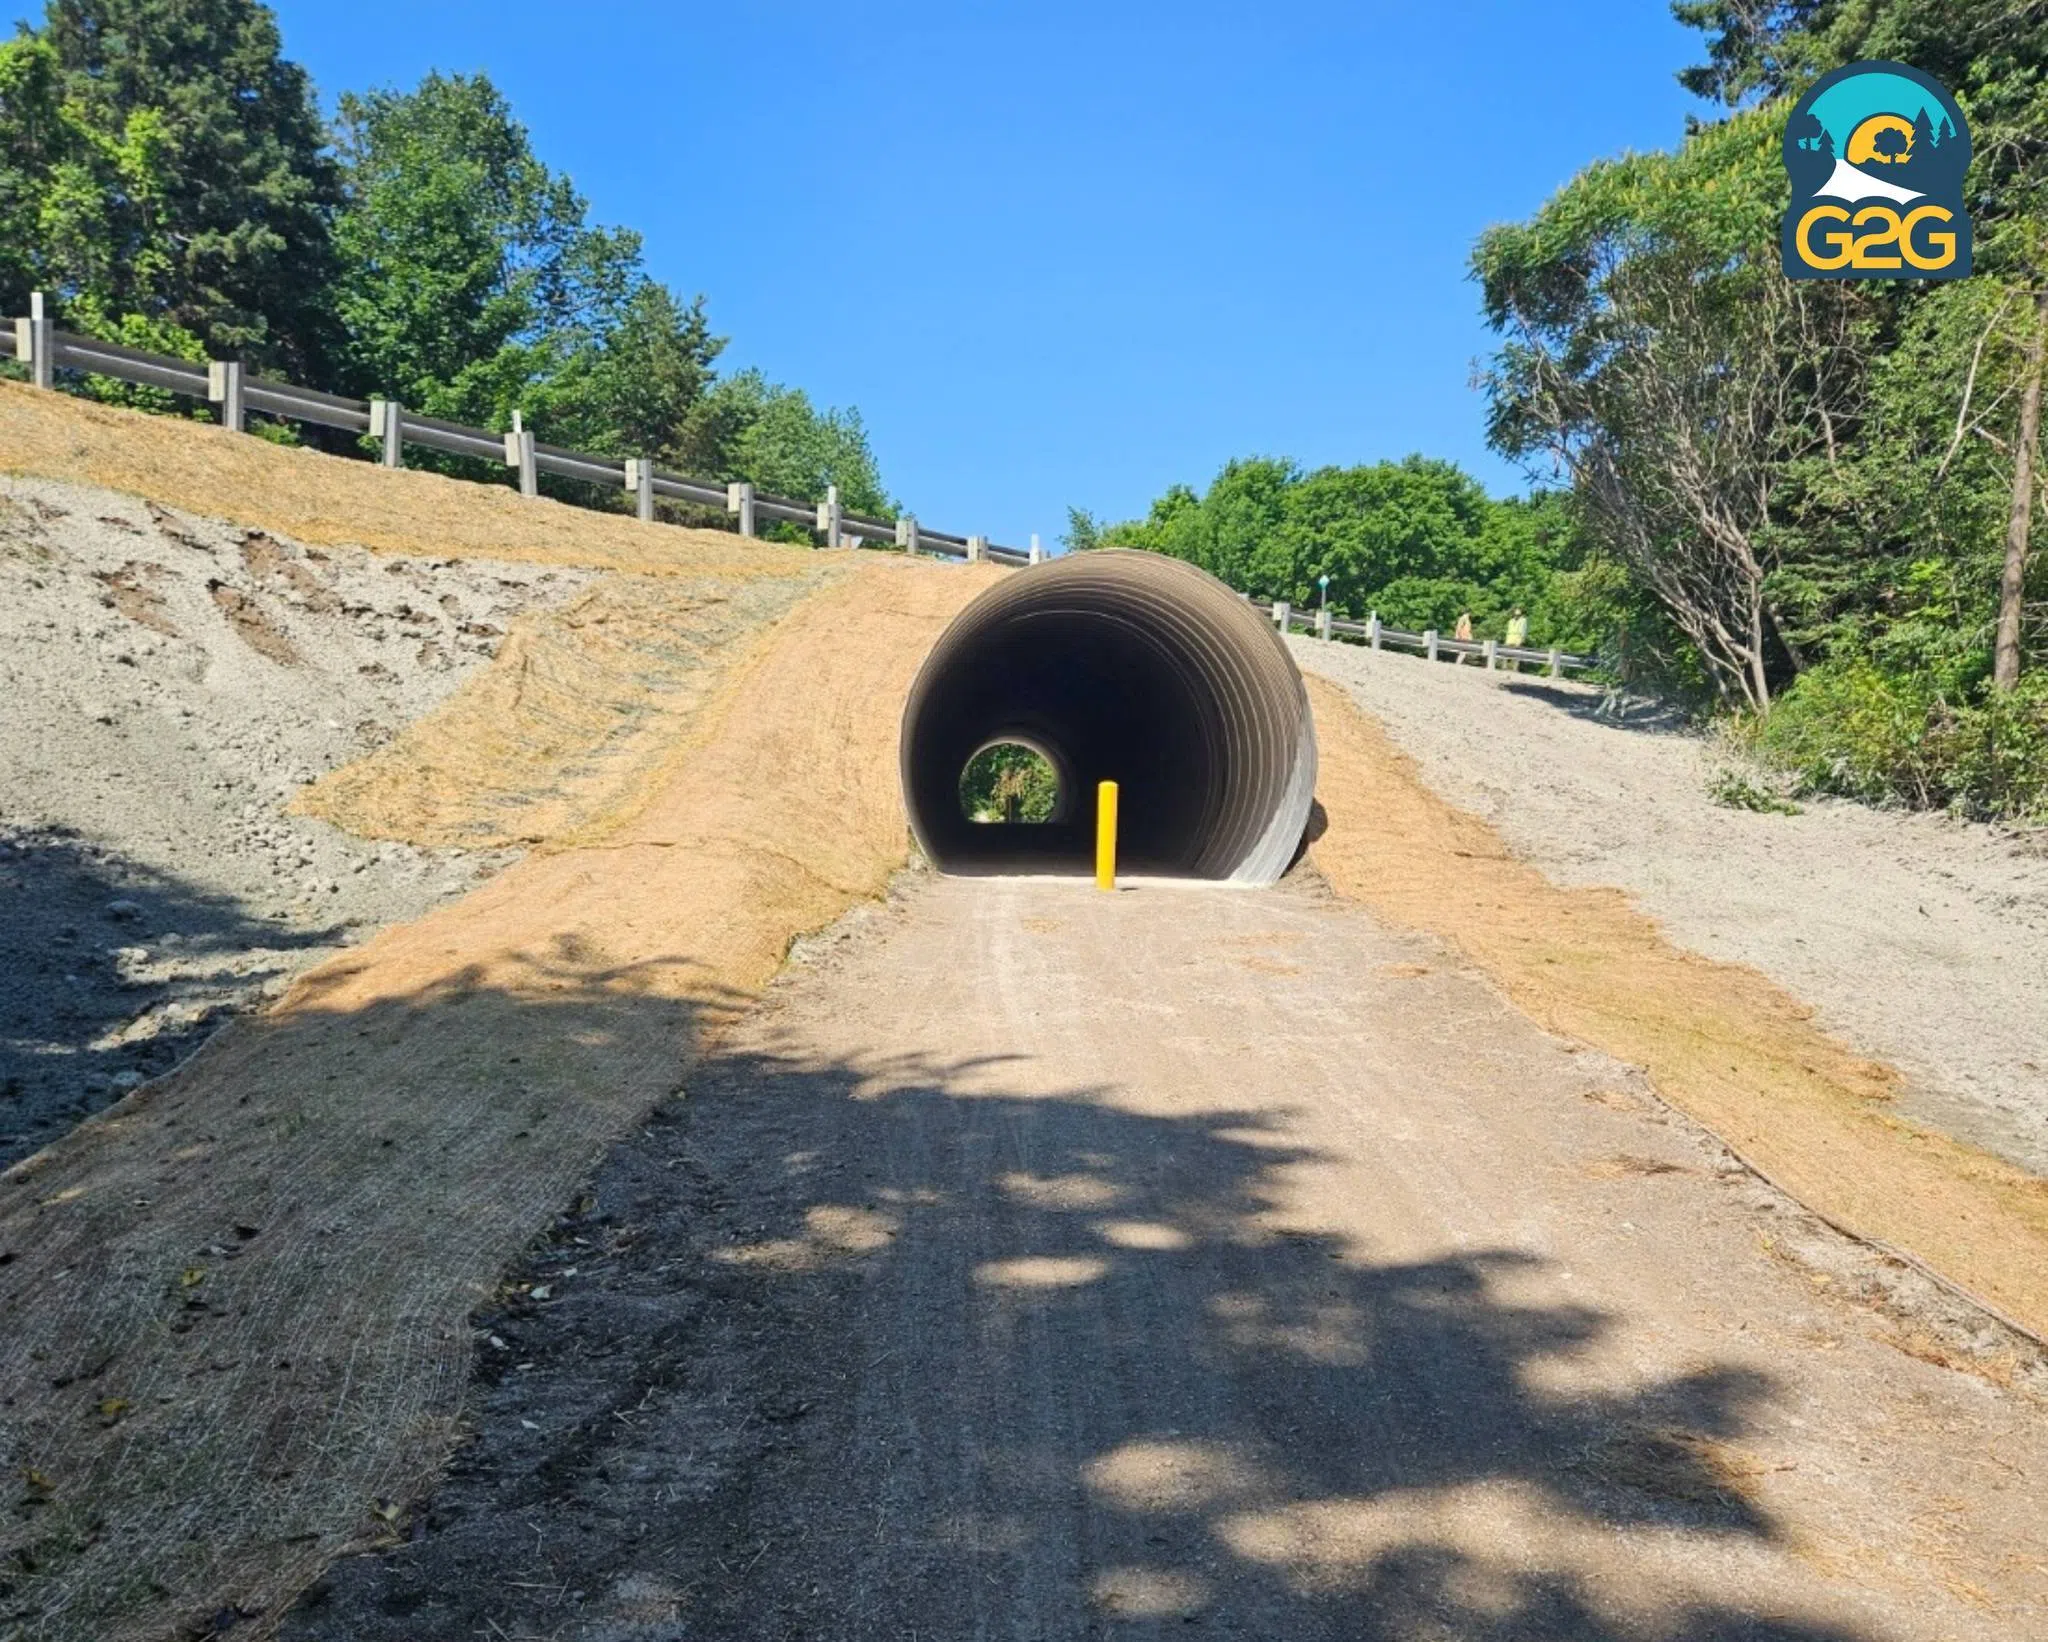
(900, 552), (1317, 883)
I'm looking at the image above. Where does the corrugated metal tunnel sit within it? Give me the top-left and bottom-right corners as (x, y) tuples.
(899, 551), (1317, 883)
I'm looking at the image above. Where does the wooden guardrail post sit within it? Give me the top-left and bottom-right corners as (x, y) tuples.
(626, 457), (654, 523)
(207, 361), (245, 432)
(1547, 647), (1563, 678)
(371, 398), (404, 468)
(1029, 532), (1043, 565)
(967, 534), (986, 563)
(816, 483), (842, 548)
(1368, 614), (1382, 651)
(896, 514), (918, 555)
(504, 413), (537, 497)
(20, 292), (52, 390)
(1425, 628), (1439, 661)
(1483, 638), (1498, 671)
(728, 481), (756, 537)
(1272, 600), (1290, 632)
(1316, 607), (1333, 640)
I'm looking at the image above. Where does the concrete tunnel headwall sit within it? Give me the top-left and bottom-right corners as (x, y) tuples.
(899, 551), (1318, 883)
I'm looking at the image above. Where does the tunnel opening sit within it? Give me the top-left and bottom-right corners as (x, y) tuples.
(959, 741), (1064, 825)
(901, 551), (1317, 883)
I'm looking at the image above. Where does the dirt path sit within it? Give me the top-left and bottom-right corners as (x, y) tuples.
(282, 872), (2048, 1642)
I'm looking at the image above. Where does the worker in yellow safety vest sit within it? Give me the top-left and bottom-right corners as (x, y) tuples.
(1504, 607), (1528, 671)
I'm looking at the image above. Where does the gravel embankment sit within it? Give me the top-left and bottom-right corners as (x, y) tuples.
(0, 475), (591, 1166)
(1291, 635), (2048, 1177)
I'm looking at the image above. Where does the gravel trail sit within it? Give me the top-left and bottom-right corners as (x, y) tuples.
(279, 872), (2048, 1641)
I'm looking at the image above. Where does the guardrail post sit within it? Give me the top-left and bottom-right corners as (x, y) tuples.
(1547, 647), (1562, 678)
(504, 415), (537, 497)
(207, 360), (245, 432)
(371, 398), (404, 468)
(728, 481), (756, 537)
(967, 534), (986, 563)
(899, 514), (919, 555)
(1272, 600), (1290, 633)
(1483, 638), (1498, 671)
(1368, 614), (1382, 651)
(1316, 607), (1332, 641)
(1425, 628), (1439, 661)
(816, 483), (842, 548)
(21, 292), (52, 390)
(1029, 532), (1043, 566)
(626, 457), (654, 523)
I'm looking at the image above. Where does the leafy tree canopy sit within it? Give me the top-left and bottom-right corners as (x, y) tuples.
(1085, 455), (1597, 648)
(1, 7), (895, 517)
(1457, 0), (2048, 807)
(676, 368), (893, 518)
(330, 70), (719, 458)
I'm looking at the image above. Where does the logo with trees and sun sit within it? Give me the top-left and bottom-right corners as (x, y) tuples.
(1782, 61), (1971, 281)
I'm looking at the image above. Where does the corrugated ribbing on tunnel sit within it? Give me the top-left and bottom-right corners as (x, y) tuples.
(900, 551), (1317, 883)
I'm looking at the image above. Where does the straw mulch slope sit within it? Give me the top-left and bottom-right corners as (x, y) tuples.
(1305, 674), (2048, 1344)
(0, 379), (807, 578)
(293, 565), (847, 850)
(0, 557), (997, 1642)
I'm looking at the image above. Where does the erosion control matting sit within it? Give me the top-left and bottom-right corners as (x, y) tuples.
(292, 567), (840, 851)
(1304, 674), (2048, 1345)
(0, 380), (798, 578)
(0, 558), (994, 1642)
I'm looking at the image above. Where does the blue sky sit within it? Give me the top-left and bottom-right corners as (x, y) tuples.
(263, 0), (1711, 547)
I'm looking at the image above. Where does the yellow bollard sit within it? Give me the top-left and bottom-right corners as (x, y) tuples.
(1096, 780), (1118, 891)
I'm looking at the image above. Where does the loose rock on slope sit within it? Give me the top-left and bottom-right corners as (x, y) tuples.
(0, 475), (581, 1164)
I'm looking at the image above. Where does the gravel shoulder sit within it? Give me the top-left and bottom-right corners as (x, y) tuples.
(0, 475), (585, 1165)
(1289, 637), (2048, 1177)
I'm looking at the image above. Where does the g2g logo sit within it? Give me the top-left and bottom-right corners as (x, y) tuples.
(1782, 61), (1971, 282)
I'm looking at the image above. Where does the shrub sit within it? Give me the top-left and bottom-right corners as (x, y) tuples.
(1751, 661), (2048, 820)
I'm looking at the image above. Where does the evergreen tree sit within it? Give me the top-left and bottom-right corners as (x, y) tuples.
(13, 0), (339, 371)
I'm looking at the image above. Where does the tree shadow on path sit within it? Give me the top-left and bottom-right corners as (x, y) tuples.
(282, 1036), (1877, 1642)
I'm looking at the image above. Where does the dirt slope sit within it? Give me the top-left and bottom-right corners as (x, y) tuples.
(279, 873), (2048, 1641)
(0, 379), (796, 577)
(0, 557), (996, 1642)
(0, 375), (845, 1173)
(0, 475), (572, 1166)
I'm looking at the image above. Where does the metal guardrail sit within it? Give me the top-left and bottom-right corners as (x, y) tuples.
(6, 298), (1602, 666)
(4, 294), (1046, 568)
(1257, 597), (1598, 678)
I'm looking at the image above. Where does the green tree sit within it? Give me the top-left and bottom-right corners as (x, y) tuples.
(1079, 455), (1591, 648)
(1455, 0), (2048, 810)
(674, 368), (891, 515)
(330, 69), (725, 490)
(4, 0), (339, 372)
(1061, 506), (1104, 551)
(959, 743), (1059, 823)
(1474, 107), (1879, 709)
(0, 33), (83, 315)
